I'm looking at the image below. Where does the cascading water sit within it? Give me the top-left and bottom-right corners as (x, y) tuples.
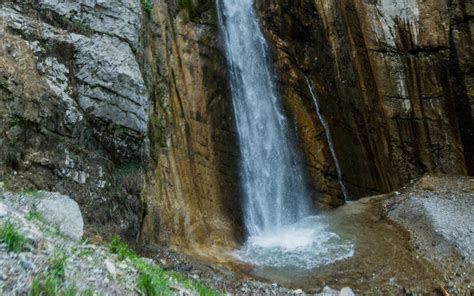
(217, 0), (353, 269)
(216, 0), (311, 236)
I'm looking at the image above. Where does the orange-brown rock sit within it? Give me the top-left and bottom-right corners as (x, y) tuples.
(142, 1), (243, 251)
(255, 0), (473, 201)
(142, 0), (473, 249)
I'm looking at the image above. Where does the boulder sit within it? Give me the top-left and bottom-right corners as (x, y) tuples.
(36, 192), (84, 241)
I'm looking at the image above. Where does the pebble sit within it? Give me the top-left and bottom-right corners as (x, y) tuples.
(0, 202), (8, 217)
(104, 259), (117, 278)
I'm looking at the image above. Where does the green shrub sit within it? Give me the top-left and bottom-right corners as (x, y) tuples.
(44, 276), (60, 296)
(29, 273), (81, 296)
(64, 285), (78, 296)
(29, 276), (42, 296)
(0, 220), (27, 253)
(29, 274), (60, 296)
(109, 235), (135, 261)
(137, 272), (169, 296)
(141, 0), (153, 16)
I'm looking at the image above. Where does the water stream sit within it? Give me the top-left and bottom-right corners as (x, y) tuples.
(217, 0), (353, 269)
(305, 78), (350, 201)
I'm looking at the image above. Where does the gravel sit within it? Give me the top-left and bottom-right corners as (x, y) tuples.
(386, 175), (474, 295)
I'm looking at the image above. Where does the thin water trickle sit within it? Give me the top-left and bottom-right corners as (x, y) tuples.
(217, 0), (353, 268)
(305, 77), (350, 201)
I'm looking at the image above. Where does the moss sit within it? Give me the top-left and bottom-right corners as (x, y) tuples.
(178, 0), (193, 15)
(0, 79), (8, 90)
(149, 114), (168, 149)
(23, 190), (45, 199)
(178, 0), (215, 23)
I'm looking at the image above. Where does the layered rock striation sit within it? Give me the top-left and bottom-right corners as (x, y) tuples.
(1, 0), (472, 251)
(255, 0), (473, 204)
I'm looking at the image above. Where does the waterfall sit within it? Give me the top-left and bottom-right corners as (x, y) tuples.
(216, 0), (354, 269)
(305, 78), (350, 201)
(216, 0), (312, 236)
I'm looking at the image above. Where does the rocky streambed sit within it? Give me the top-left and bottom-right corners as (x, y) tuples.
(230, 175), (473, 295)
(0, 187), (351, 295)
(1, 175), (472, 295)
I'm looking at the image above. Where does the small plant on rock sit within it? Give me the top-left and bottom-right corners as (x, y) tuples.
(23, 189), (44, 198)
(49, 247), (68, 279)
(26, 207), (43, 221)
(0, 79), (8, 90)
(0, 220), (27, 253)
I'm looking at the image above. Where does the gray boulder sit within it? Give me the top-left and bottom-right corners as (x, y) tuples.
(37, 193), (84, 241)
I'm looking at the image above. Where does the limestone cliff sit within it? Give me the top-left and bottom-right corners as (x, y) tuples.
(0, 0), (148, 239)
(1, 0), (472, 251)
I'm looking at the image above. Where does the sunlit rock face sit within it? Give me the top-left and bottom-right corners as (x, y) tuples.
(255, 0), (473, 201)
(141, 0), (243, 250)
(144, 0), (473, 249)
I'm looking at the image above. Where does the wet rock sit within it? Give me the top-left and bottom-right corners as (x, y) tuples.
(255, 0), (473, 204)
(175, 262), (193, 272)
(36, 192), (84, 241)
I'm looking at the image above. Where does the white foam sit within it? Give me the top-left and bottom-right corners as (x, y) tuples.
(232, 216), (354, 269)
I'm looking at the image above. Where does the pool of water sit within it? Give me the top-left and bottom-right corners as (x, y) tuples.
(228, 197), (444, 294)
(232, 215), (354, 269)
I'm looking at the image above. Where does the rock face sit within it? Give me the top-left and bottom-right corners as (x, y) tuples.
(1, 0), (472, 253)
(143, 0), (473, 249)
(255, 0), (473, 203)
(141, 1), (243, 249)
(0, 1), (147, 239)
